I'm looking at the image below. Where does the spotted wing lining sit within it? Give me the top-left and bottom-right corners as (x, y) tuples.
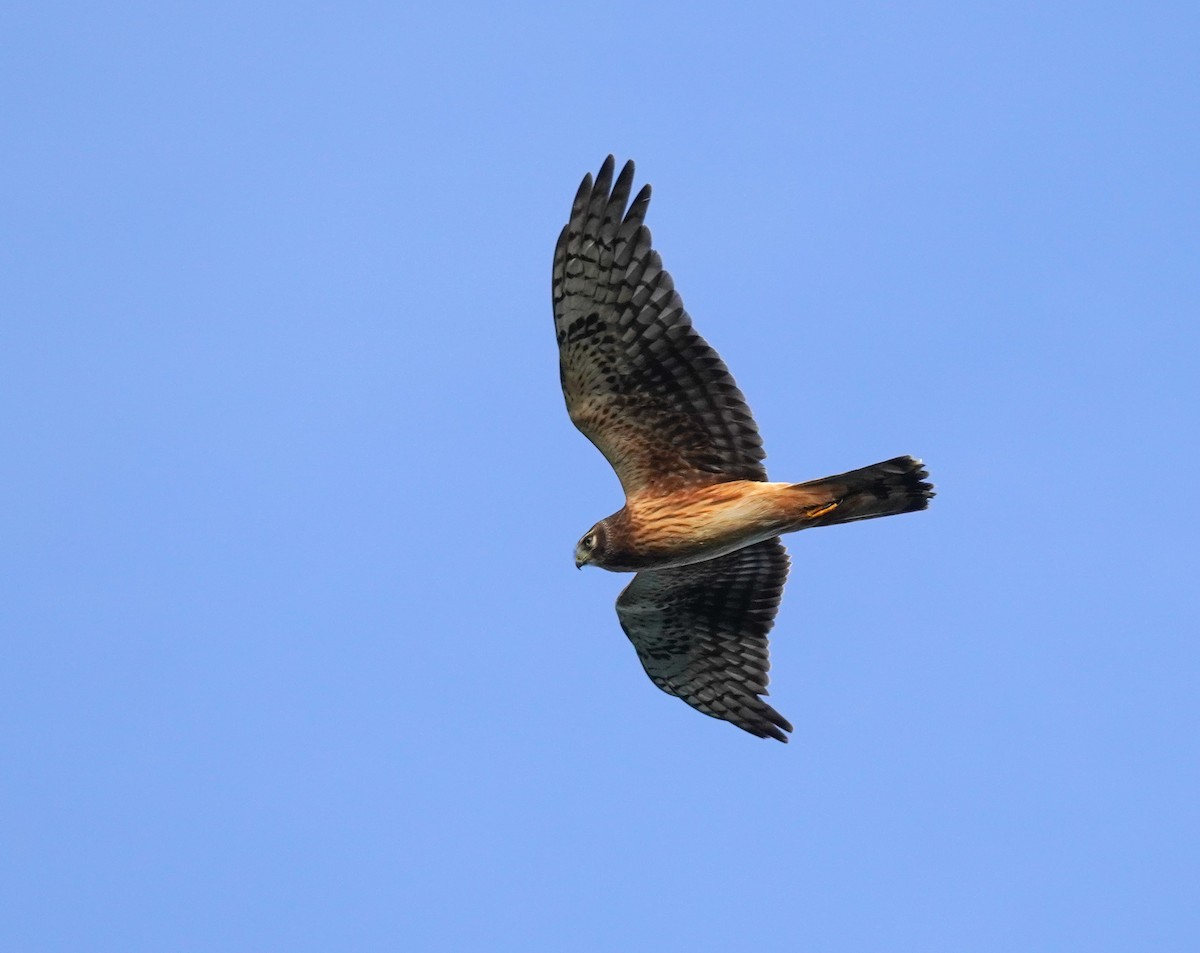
(552, 156), (767, 496)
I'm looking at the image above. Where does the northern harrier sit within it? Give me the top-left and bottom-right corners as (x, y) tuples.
(552, 157), (933, 742)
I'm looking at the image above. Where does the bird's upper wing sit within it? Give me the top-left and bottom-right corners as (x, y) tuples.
(615, 538), (792, 741)
(552, 156), (767, 497)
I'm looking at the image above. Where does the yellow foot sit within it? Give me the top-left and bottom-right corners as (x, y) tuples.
(806, 501), (839, 519)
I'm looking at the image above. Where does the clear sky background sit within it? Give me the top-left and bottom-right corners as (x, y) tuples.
(3, 3), (1197, 951)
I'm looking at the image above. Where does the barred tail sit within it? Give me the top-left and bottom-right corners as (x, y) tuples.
(787, 456), (934, 528)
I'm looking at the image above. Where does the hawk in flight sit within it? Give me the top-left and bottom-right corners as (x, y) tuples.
(552, 157), (933, 742)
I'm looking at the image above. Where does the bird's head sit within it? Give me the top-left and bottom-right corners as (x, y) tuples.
(574, 522), (608, 569)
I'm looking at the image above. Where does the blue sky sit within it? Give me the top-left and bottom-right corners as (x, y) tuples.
(3, 2), (1197, 950)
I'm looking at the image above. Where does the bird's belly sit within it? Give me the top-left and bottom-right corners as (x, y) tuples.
(625, 483), (791, 569)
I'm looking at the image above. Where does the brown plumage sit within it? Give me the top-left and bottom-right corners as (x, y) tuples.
(553, 157), (934, 742)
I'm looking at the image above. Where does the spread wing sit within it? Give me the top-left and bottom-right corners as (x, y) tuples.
(615, 538), (793, 741)
(552, 156), (767, 497)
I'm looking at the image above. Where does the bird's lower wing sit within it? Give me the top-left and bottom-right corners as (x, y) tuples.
(615, 538), (793, 741)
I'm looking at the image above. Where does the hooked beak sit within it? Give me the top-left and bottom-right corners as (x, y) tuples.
(575, 555), (585, 570)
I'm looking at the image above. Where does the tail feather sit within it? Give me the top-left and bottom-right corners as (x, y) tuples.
(788, 455), (934, 528)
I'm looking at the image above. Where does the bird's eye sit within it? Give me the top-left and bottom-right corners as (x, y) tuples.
(583, 533), (596, 549)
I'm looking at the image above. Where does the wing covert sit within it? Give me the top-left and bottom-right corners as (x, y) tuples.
(552, 156), (767, 496)
(615, 538), (792, 741)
